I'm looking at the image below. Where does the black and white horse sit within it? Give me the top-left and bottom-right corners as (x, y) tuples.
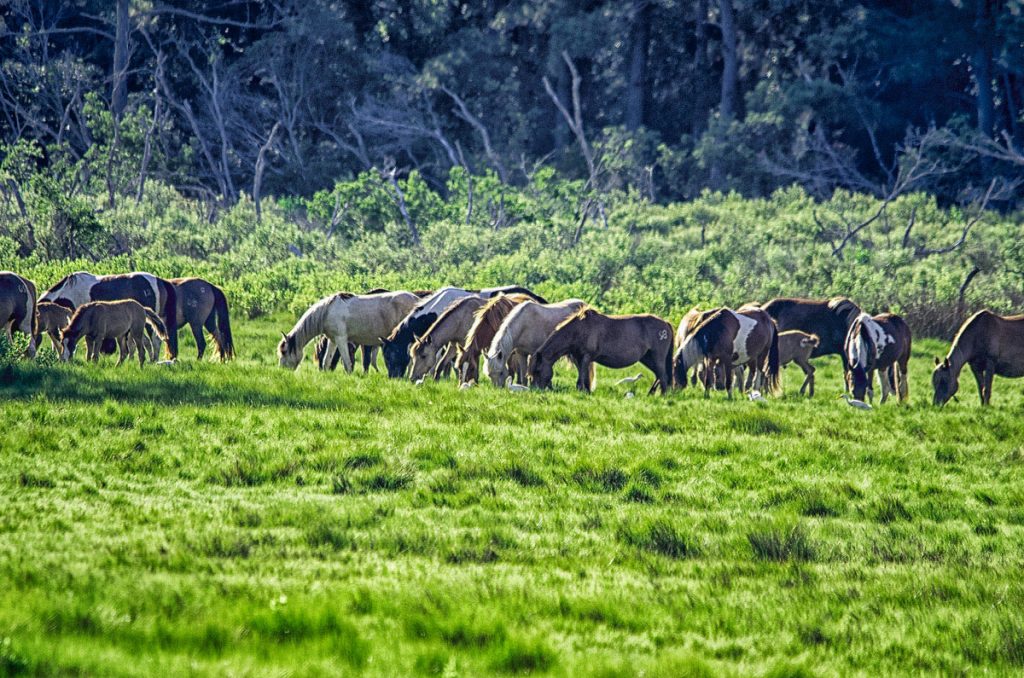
(40, 271), (179, 358)
(381, 285), (547, 378)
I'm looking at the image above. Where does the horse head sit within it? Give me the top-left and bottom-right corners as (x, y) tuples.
(277, 331), (302, 369)
(931, 356), (959, 406)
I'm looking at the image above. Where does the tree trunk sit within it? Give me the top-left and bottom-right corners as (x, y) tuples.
(625, 0), (651, 131)
(693, 0), (709, 134)
(552, 61), (569, 151)
(112, 0), (130, 121)
(973, 0), (994, 137)
(718, 0), (738, 123)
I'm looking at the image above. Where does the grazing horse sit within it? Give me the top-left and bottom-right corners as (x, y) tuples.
(932, 310), (1024, 406)
(61, 300), (168, 366)
(171, 278), (234, 360)
(314, 288), (411, 372)
(382, 286), (547, 378)
(0, 272), (37, 357)
(761, 297), (861, 362)
(530, 307), (674, 394)
(675, 306), (723, 386)
(485, 298), (586, 387)
(40, 271), (179, 358)
(278, 291), (419, 370)
(408, 296), (488, 381)
(844, 312), (912, 403)
(35, 302), (72, 352)
(456, 294), (533, 384)
(673, 307), (781, 398)
(778, 330), (820, 396)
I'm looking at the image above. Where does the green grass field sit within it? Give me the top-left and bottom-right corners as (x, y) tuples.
(3, 317), (1024, 676)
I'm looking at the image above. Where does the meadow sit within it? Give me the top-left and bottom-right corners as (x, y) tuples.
(3, 317), (1024, 676)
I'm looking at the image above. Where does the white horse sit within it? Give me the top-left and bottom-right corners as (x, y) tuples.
(278, 291), (419, 371)
(484, 298), (586, 386)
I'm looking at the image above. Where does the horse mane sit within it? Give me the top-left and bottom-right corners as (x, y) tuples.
(553, 304), (596, 332)
(412, 295), (477, 352)
(678, 308), (731, 370)
(827, 297), (862, 322)
(287, 293), (349, 347)
(489, 300), (537, 361)
(465, 294), (527, 348)
(945, 309), (992, 363)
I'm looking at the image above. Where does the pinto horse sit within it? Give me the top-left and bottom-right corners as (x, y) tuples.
(456, 294), (533, 384)
(530, 307), (674, 394)
(485, 298), (586, 387)
(933, 310), (1024, 406)
(40, 271), (179, 358)
(0, 272), (37, 357)
(381, 286), (547, 378)
(171, 277), (234, 360)
(761, 297), (861, 362)
(673, 307), (781, 398)
(844, 312), (911, 403)
(278, 291), (419, 371)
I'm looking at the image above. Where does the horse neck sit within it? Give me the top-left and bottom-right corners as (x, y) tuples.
(946, 325), (976, 376)
(432, 308), (469, 345)
(290, 298), (334, 349)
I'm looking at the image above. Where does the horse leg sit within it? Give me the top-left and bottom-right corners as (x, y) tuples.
(879, 366), (892, 404)
(984, 362), (996, 406)
(898, 357), (909, 402)
(724, 360), (735, 399)
(362, 345), (374, 373)
(115, 335), (128, 366)
(334, 334), (354, 373)
(203, 313), (225, 359)
(576, 355), (594, 392)
(189, 320), (207, 360)
(87, 336), (98, 362)
(702, 359), (713, 398)
(48, 330), (62, 352)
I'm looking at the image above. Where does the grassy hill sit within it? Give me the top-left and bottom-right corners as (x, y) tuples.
(2, 319), (1023, 676)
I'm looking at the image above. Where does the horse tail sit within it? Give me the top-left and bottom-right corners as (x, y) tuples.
(765, 323), (782, 395)
(144, 308), (169, 341)
(665, 341), (675, 389)
(160, 279), (178, 359)
(211, 284), (234, 360)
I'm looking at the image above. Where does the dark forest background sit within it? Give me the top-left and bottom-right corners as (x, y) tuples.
(1, 0), (1022, 209)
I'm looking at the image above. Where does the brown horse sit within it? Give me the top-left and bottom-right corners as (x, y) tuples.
(409, 295), (488, 381)
(778, 330), (819, 396)
(844, 312), (911, 403)
(932, 310), (1024, 406)
(456, 294), (532, 384)
(0, 271), (37, 357)
(35, 302), (72, 352)
(673, 307), (781, 398)
(530, 307), (674, 394)
(761, 297), (861, 363)
(171, 277), (234, 360)
(61, 300), (168, 366)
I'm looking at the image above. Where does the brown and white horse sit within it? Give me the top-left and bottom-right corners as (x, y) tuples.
(40, 271), (179, 358)
(456, 294), (533, 384)
(675, 306), (723, 386)
(485, 298), (586, 387)
(278, 291), (419, 370)
(761, 297), (861, 363)
(673, 307), (781, 398)
(932, 310), (1024, 406)
(530, 307), (674, 394)
(844, 312), (912, 403)
(408, 295), (488, 381)
(171, 277), (234, 360)
(0, 271), (37, 357)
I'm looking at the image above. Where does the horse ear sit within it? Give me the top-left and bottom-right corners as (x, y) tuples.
(934, 357), (940, 366)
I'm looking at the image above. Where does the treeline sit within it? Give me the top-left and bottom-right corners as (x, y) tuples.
(0, 0), (1022, 211)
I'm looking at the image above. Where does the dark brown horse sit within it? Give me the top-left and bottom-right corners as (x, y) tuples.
(933, 310), (1024, 406)
(530, 307), (674, 394)
(761, 297), (861, 363)
(456, 293), (532, 384)
(0, 271), (37, 357)
(844, 312), (912, 403)
(171, 277), (234, 360)
(673, 307), (781, 398)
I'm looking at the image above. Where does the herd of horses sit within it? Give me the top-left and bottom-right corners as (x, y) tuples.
(2, 270), (1022, 406)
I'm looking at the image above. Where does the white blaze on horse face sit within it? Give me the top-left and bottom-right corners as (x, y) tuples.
(42, 271), (98, 307)
(731, 310), (758, 364)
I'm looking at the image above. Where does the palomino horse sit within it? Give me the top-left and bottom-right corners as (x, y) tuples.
(0, 272), (37, 357)
(41, 271), (179, 358)
(408, 296), (487, 381)
(530, 307), (674, 394)
(382, 286), (547, 378)
(761, 297), (861, 362)
(171, 278), (234, 360)
(456, 294), (533, 384)
(61, 300), (168, 366)
(932, 310), (1024, 406)
(278, 291), (419, 371)
(485, 298), (586, 387)
(673, 307), (781, 398)
(35, 302), (72, 352)
(844, 312), (911, 403)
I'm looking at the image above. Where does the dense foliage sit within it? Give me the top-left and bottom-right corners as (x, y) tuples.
(1, 1), (1021, 207)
